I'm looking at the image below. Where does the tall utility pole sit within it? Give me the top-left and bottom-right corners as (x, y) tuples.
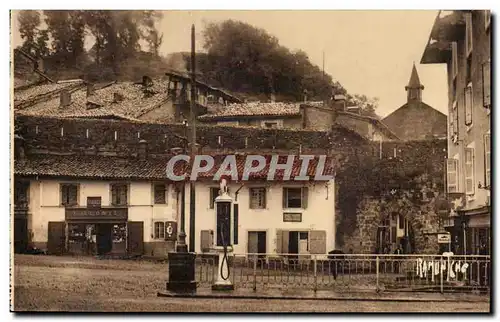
(322, 50), (325, 79)
(166, 25), (197, 294)
(189, 24), (197, 253)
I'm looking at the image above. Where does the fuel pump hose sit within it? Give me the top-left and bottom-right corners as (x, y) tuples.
(220, 223), (230, 280)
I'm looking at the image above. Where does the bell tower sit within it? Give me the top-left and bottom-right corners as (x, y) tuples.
(405, 63), (424, 102)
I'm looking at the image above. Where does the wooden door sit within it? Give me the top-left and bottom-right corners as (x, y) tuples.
(47, 221), (66, 255)
(127, 221), (144, 256)
(14, 217), (28, 253)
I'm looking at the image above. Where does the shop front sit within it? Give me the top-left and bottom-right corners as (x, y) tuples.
(62, 207), (133, 256)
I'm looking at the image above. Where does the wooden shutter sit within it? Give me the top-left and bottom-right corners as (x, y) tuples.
(465, 85), (473, 125)
(47, 221), (66, 255)
(465, 148), (475, 195)
(282, 230), (289, 254)
(276, 230), (282, 254)
(60, 184), (67, 205)
(302, 187), (309, 209)
(465, 13), (473, 56)
(282, 188), (287, 208)
(447, 159), (459, 193)
(452, 42), (458, 79)
(482, 61), (491, 107)
(200, 230), (212, 252)
(248, 232), (258, 253)
(69, 185), (78, 205)
(484, 134), (491, 187)
(127, 221), (144, 256)
(309, 230), (326, 254)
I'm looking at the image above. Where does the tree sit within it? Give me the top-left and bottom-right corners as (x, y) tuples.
(17, 10), (48, 57)
(346, 93), (380, 118)
(201, 20), (334, 101)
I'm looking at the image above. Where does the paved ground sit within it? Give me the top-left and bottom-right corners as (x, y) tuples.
(11, 255), (491, 313)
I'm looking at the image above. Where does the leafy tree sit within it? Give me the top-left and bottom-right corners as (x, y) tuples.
(346, 93), (380, 118)
(201, 20), (335, 101)
(17, 10), (48, 58)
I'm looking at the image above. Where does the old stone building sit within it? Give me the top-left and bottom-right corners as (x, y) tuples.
(198, 96), (399, 141)
(13, 114), (369, 257)
(421, 10), (491, 255)
(382, 63), (447, 141)
(13, 70), (242, 124)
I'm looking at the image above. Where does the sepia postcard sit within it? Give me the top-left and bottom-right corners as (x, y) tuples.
(9, 9), (491, 313)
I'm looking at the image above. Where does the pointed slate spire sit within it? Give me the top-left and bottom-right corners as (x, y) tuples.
(405, 62), (424, 102)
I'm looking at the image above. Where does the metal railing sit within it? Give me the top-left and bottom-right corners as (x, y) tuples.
(193, 253), (490, 293)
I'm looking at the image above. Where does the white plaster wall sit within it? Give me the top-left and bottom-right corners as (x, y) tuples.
(28, 179), (178, 244)
(184, 179), (336, 256)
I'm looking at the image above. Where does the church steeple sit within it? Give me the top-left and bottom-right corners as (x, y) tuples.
(405, 63), (424, 102)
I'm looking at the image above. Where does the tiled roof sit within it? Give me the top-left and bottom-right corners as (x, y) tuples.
(15, 154), (184, 181)
(15, 77), (171, 120)
(337, 111), (400, 140)
(199, 102), (303, 120)
(193, 154), (336, 181)
(14, 81), (84, 109)
(15, 153), (335, 182)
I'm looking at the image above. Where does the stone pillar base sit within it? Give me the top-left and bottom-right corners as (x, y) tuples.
(166, 252), (197, 293)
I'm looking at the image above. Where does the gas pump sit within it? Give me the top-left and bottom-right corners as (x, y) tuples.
(212, 179), (235, 291)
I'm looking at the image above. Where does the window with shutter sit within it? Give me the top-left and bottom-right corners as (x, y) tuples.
(451, 42), (458, 80)
(111, 184), (128, 206)
(283, 187), (303, 208)
(465, 12), (473, 57)
(465, 148), (475, 195)
(482, 61), (491, 108)
(447, 159), (459, 193)
(209, 187), (219, 209)
(484, 134), (490, 187)
(61, 184), (78, 206)
(465, 84), (473, 126)
(154, 222), (165, 239)
(249, 187), (266, 209)
(153, 183), (167, 204)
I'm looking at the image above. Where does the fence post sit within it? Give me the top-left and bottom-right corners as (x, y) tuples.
(253, 256), (257, 292)
(313, 256), (317, 293)
(440, 256), (444, 294)
(376, 255), (380, 293)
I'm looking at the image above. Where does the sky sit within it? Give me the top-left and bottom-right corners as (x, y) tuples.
(10, 10), (448, 117)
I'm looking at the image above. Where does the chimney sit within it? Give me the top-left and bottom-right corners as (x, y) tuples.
(346, 106), (361, 115)
(14, 134), (26, 161)
(333, 94), (346, 112)
(113, 92), (124, 103)
(270, 93), (276, 103)
(138, 139), (148, 159)
(86, 83), (95, 97)
(142, 75), (153, 87)
(60, 90), (71, 108)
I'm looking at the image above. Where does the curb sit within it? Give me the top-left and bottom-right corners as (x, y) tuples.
(157, 291), (489, 303)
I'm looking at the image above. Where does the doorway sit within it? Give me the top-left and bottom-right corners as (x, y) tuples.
(14, 217), (28, 253)
(248, 231), (267, 259)
(96, 223), (113, 255)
